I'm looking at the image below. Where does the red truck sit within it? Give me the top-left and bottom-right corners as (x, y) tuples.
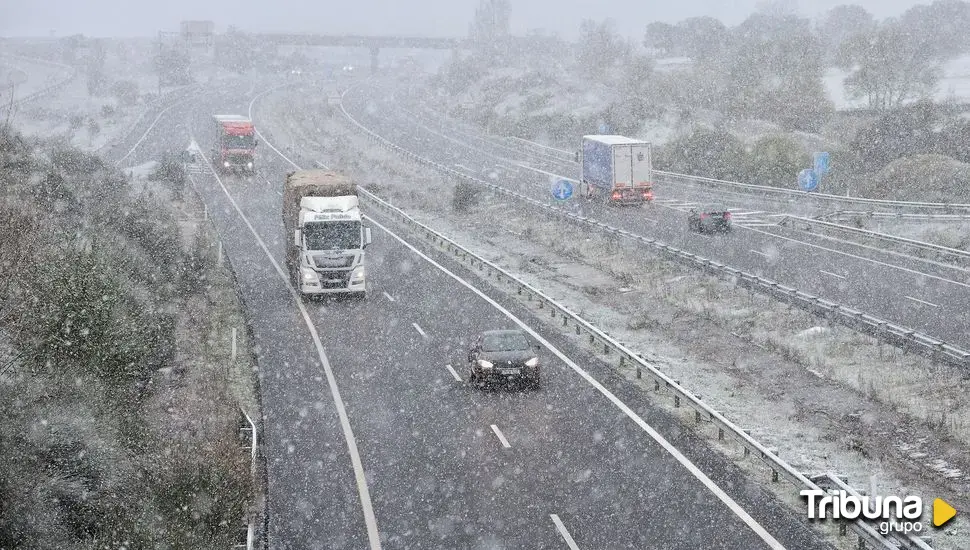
(212, 115), (257, 173)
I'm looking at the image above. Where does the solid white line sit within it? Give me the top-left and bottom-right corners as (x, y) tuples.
(382, 291), (395, 302)
(490, 424), (512, 448)
(509, 135), (573, 155)
(254, 98), (781, 548)
(412, 322), (427, 338)
(905, 295), (940, 308)
(550, 514), (580, 550)
(732, 211), (764, 216)
(190, 144), (382, 549)
(365, 215), (787, 549)
(445, 364), (462, 382)
(819, 270), (846, 280)
(750, 249), (770, 258)
(744, 226), (970, 289)
(115, 96), (191, 165)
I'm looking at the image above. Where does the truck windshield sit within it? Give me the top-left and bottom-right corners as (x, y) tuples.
(223, 134), (255, 149)
(303, 221), (361, 251)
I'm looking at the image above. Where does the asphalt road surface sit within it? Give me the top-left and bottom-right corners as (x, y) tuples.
(337, 82), (970, 352)
(107, 78), (836, 549)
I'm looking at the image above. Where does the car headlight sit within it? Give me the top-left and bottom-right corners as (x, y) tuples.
(246, 162), (253, 168)
(223, 161), (230, 168)
(525, 357), (538, 367)
(301, 267), (318, 281)
(477, 359), (493, 369)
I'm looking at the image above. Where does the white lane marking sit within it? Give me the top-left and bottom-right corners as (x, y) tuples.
(820, 270), (846, 280)
(254, 101), (783, 548)
(750, 249), (770, 258)
(905, 295), (940, 308)
(732, 211), (765, 216)
(382, 291), (395, 302)
(314, 160), (331, 169)
(550, 514), (580, 550)
(412, 322), (427, 338)
(445, 364), (462, 382)
(115, 96), (191, 165)
(509, 135), (573, 155)
(490, 424), (512, 448)
(365, 215), (787, 549)
(744, 226), (970, 289)
(190, 143), (382, 550)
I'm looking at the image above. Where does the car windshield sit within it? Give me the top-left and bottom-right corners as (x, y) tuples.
(303, 221), (361, 250)
(482, 333), (530, 352)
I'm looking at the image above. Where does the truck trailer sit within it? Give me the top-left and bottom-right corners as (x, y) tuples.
(282, 169), (372, 299)
(580, 135), (653, 205)
(212, 115), (257, 173)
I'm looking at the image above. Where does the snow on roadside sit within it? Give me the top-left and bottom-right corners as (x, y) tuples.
(257, 88), (970, 548)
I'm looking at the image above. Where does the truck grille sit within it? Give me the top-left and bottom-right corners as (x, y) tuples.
(318, 271), (351, 289)
(312, 254), (354, 268)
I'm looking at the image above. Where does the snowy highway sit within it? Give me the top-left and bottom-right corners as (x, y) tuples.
(111, 81), (834, 549)
(336, 81), (970, 353)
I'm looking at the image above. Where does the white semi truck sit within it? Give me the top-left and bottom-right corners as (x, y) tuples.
(579, 135), (654, 205)
(282, 170), (372, 299)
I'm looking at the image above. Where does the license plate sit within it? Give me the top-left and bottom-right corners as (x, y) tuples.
(501, 368), (520, 375)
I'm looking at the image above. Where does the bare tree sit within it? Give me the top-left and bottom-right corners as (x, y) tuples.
(469, 0), (512, 60)
(839, 21), (941, 111)
(578, 19), (631, 79)
(643, 22), (678, 56)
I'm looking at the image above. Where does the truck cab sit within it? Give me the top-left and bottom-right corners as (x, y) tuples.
(292, 196), (372, 298)
(213, 114), (257, 173)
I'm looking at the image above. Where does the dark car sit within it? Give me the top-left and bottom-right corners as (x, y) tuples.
(467, 329), (541, 389)
(688, 208), (732, 233)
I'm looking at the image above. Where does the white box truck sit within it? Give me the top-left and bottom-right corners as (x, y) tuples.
(580, 135), (654, 205)
(282, 170), (372, 299)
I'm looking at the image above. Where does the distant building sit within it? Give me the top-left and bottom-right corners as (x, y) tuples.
(180, 20), (214, 48)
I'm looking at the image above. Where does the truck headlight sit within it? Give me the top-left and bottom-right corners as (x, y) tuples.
(477, 359), (493, 369)
(525, 357), (538, 367)
(247, 162), (253, 169)
(301, 267), (318, 281)
(351, 267), (365, 280)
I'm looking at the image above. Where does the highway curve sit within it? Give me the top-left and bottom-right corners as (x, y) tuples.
(338, 82), (970, 352)
(110, 78), (834, 549)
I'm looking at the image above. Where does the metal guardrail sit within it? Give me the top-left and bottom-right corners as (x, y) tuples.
(814, 473), (935, 550)
(0, 55), (78, 115)
(403, 105), (970, 220)
(821, 210), (970, 222)
(780, 215), (970, 268)
(653, 170), (970, 214)
(338, 96), (970, 372)
(354, 184), (925, 550)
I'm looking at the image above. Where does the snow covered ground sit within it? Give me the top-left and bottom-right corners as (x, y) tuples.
(824, 54), (970, 109)
(0, 55), (73, 102)
(257, 88), (970, 548)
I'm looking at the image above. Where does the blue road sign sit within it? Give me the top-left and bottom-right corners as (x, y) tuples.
(552, 179), (574, 201)
(798, 168), (819, 191)
(813, 152), (830, 176)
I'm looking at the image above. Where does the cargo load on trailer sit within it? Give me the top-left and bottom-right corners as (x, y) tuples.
(282, 169), (371, 298)
(580, 135), (653, 205)
(212, 114), (257, 173)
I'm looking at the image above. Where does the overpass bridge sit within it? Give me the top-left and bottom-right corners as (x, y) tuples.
(253, 33), (471, 72)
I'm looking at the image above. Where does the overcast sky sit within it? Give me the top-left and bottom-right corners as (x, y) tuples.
(0, 0), (925, 39)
